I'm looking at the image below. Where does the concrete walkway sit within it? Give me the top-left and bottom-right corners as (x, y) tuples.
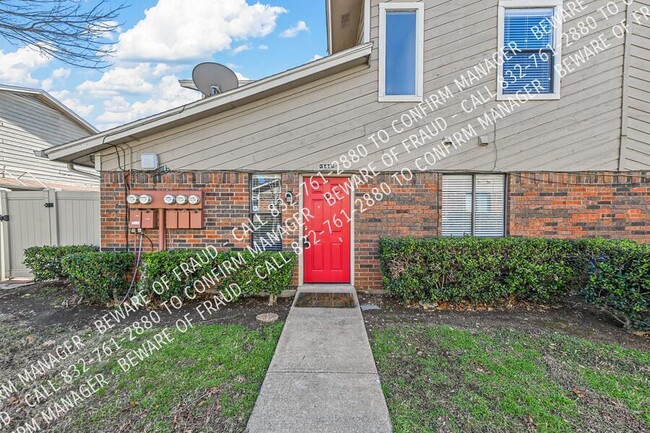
(246, 284), (392, 433)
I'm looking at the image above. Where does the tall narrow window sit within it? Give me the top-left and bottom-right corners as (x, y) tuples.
(498, 0), (562, 99)
(379, 2), (424, 102)
(442, 174), (506, 237)
(251, 174), (282, 251)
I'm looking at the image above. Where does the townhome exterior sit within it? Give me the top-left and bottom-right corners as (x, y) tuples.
(0, 84), (98, 191)
(44, 0), (649, 290)
(0, 85), (100, 279)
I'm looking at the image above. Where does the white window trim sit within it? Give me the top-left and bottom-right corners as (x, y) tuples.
(363, 0), (371, 44)
(378, 2), (424, 103)
(497, 0), (563, 101)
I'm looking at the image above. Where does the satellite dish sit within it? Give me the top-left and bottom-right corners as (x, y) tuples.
(192, 62), (239, 97)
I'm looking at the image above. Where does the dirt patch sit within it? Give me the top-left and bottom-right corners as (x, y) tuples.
(359, 293), (649, 351)
(0, 282), (292, 331)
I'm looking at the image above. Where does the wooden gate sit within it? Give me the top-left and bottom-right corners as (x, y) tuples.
(0, 190), (99, 279)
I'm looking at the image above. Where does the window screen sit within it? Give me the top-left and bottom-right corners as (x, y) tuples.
(251, 174), (282, 251)
(502, 8), (555, 94)
(442, 174), (505, 237)
(474, 175), (506, 236)
(442, 175), (473, 236)
(385, 10), (417, 96)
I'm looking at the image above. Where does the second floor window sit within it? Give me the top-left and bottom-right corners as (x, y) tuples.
(379, 2), (424, 102)
(498, 0), (563, 99)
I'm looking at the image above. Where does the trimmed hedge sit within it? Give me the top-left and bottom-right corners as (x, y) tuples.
(380, 236), (650, 330)
(61, 251), (134, 304)
(136, 249), (297, 303)
(579, 239), (649, 331)
(23, 245), (99, 281)
(380, 237), (580, 305)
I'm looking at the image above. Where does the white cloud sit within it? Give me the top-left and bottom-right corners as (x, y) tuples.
(76, 63), (174, 97)
(280, 20), (309, 38)
(42, 68), (71, 90)
(0, 45), (50, 85)
(96, 75), (200, 130)
(311, 54), (323, 61)
(90, 20), (121, 41)
(49, 90), (94, 118)
(232, 43), (252, 55)
(258, 44), (269, 50)
(115, 0), (286, 61)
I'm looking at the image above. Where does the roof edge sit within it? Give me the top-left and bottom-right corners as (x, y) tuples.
(0, 84), (98, 134)
(45, 42), (373, 165)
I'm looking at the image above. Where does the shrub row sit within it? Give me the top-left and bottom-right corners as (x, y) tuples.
(380, 237), (649, 330)
(379, 237), (580, 305)
(23, 245), (98, 281)
(23, 245), (296, 306)
(579, 239), (649, 331)
(61, 251), (134, 304)
(136, 249), (296, 303)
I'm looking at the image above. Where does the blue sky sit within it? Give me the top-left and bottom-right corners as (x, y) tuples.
(0, 0), (327, 130)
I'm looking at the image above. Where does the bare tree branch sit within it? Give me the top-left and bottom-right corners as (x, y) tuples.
(0, 0), (128, 69)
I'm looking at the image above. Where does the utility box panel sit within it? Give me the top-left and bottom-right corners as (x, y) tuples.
(190, 210), (203, 229)
(141, 210), (157, 229)
(130, 210), (157, 229)
(166, 210), (178, 229)
(130, 210), (142, 228)
(178, 210), (190, 228)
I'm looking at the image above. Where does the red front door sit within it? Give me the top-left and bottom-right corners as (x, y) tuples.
(303, 177), (351, 283)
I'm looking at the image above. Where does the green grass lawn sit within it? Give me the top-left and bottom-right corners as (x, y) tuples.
(370, 325), (649, 433)
(3, 323), (282, 432)
(63, 323), (283, 432)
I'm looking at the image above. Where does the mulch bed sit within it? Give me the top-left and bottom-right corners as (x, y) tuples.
(359, 293), (649, 351)
(0, 281), (292, 331)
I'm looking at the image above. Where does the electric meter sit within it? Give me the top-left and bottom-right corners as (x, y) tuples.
(188, 194), (201, 205)
(163, 194), (176, 205)
(175, 194), (188, 205)
(138, 194), (153, 205)
(126, 194), (139, 205)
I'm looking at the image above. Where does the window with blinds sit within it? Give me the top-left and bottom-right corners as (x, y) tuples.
(251, 174), (282, 251)
(498, 1), (562, 99)
(442, 174), (505, 237)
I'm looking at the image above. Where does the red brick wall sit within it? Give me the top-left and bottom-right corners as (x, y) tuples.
(101, 171), (250, 251)
(101, 170), (648, 291)
(354, 172), (440, 290)
(101, 170), (302, 286)
(508, 172), (649, 241)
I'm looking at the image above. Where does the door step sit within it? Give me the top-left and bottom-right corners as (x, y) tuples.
(294, 292), (356, 308)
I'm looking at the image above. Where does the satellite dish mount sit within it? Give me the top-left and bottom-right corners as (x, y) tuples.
(192, 63), (239, 97)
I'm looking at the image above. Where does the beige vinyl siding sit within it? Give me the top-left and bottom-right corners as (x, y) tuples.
(101, 0), (633, 173)
(0, 92), (96, 188)
(626, 0), (650, 169)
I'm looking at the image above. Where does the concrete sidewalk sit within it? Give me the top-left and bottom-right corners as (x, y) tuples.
(246, 284), (392, 433)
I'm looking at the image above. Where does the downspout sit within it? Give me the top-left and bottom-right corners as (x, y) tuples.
(618, 1), (633, 171)
(326, 0), (333, 55)
(67, 163), (100, 179)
